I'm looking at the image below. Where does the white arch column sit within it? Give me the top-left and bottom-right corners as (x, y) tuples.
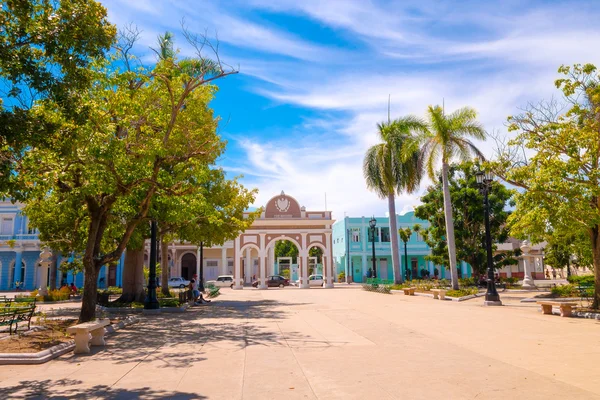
(233, 237), (243, 289)
(325, 232), (334, 288)
(258, 234), (267, 289)
(245, 248), (252, 284)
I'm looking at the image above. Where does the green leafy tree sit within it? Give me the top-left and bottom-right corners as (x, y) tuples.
(274, 240), (299, 260)
(411, 106), (486, 289)
(0, 0), (116, 193)
(414, 161), (515, 279)
(21, 34), (238, 322)
(153, 171), (258, 296)
(495, 63), (600, 307)
(363, 117), (425, 284)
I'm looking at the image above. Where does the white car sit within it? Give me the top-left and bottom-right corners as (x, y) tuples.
(206, 275), (234, 288)
(168, 277), (191, 288)
(295, 274), (324, 287)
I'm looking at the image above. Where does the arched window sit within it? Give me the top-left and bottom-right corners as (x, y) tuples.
(9, 261), (25, 288)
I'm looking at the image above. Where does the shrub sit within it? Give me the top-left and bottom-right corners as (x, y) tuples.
(499, 276), (519, 285)
(338, 271), (345, 282)
(362, 284), (391, 294)
(446, 288), (479, 298)
(157, 289), (175, 298)
(28, 289), (69, 302)
(459, 277), (477, 287)
(207, 286), (220, 298)
(159, 298), (181, 307)
(551, 284), (578, 297)
(106, 286), (123, 294)
(567, 275), (594, 285)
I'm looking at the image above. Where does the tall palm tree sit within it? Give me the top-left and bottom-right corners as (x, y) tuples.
(416, 105), (486, 290)
(363, 117), (426, 284)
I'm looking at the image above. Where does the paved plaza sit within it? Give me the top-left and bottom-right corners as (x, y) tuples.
(0, 286), (598, 399)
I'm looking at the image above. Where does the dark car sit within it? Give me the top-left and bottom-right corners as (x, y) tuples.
(251, 275), (290, 288)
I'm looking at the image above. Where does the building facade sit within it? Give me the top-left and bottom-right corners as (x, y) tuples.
(332, 212), (474, 282)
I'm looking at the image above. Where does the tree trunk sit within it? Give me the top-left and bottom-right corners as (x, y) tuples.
(161, 239), (170, 296)
(590, 226), (600, 309)
(118, 248), (146, 303)
(442, 162), (459, 290)
(388, 193), (403, 284)
(79, 260), (100, 322)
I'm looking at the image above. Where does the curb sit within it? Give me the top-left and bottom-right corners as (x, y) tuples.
(0, 316), (140, 365)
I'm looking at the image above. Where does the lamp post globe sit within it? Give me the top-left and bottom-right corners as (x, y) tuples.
(477, 169), (502, 306)
(369, 217), (377, 279)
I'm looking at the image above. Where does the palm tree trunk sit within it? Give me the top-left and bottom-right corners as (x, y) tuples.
(388, 193), (403, 284)
(441, 162), (459, 290)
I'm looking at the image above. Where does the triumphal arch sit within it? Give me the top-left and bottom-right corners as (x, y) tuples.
(233, 191), (334, 289)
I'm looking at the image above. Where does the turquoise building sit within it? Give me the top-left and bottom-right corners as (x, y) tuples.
(332, 212), (473, 282)
(0, 200), (124, 291)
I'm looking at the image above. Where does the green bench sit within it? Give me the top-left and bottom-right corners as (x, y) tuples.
(0, 305), (36, 334)
(578, 283), (594, 303)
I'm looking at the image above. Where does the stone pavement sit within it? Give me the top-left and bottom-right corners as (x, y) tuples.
(0, 287), (598, 399)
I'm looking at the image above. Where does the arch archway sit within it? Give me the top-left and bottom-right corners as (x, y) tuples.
(9, 260), (26, 289)
(180, 252), (196, 281)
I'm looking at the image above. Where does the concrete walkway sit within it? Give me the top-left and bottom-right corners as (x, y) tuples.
(0, 287), (598, 399)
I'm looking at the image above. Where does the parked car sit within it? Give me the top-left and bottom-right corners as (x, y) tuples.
(168, 277), (191, 288)
(252, 275), (290, 288)
(295, 274), (324, 287)
(207, 275), (234, 288)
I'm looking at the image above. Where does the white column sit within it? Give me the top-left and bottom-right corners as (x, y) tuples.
(259, 234), (267, 289)
(245, 248), (252, 285)
(196, 247), (201, 279)
(233, 237), (243, 289)
(221, 247), (227, 275)
(325, 232), (334, 288)
(361, 254), (367, 281)
(521, 241), (536, 289)
(269, 245), (275, 275)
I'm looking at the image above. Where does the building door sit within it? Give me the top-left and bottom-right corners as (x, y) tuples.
(205, 260), (219, 281)
(108, 265), (117, 286)
(379, 258), (388, 280)
(411, 258), (418, 279)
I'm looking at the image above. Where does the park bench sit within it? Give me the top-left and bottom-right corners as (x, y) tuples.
(0, 296), (12, 308)
(0, 305), (36, 334)
(402, 287), (416, 296)
(577, 283), (593, 303)
(66, 319), (110, 354)
(431, 289), (447, 300)
(536, 301), (577, 317)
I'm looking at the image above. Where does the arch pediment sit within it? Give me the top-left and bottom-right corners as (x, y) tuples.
(264, 191), (301, 219)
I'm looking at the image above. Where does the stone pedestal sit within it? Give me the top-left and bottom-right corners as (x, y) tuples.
(521, 241), (537, 290)
(484, 300), (503, 306)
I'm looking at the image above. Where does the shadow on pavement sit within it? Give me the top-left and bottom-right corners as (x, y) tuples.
(60, 298), (312, 368)
(0, 378), (205, 399)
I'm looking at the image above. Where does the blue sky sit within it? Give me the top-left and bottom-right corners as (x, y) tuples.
(100, 0), (600, 219)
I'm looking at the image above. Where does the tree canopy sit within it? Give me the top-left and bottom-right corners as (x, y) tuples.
(0, 0), (116, 194)
(415, 161), (517, 277)
(20, 32), (245, 321)
(494, 63), (600, 307)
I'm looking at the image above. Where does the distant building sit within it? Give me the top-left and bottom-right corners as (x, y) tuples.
(332, 212), (474, 282)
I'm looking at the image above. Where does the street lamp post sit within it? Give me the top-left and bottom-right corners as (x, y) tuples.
(144, 220), (160, 310)
(476, 170), (502, 306)
(369, 217), (377, 279)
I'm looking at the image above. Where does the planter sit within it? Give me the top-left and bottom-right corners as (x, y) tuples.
(0, 316), (139, 365)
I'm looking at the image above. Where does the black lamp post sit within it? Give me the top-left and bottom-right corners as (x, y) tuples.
(369, 216), (377, 279)
(476, 170), (502, 306)
(144, 220), (160, 310)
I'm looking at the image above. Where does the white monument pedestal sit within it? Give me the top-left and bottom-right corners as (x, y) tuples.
(520, 240), (537, 290)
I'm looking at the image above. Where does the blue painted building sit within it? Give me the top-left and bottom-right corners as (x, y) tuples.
(0, 200), (125, 291)
(332, 212), (473, 282)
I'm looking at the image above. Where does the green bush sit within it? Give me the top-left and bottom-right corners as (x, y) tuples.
(362, 284), (391, 294)
(446, 288), (478, 298)
(159, 298), (181, 307)
(459, 277), (477, 287)
(106, 286), (123, 294)
(551, 284), (578, 297)
(207, 286), (220, 298)
(566, 275), (594, 285)
(157, 289), (175, 298)
(338, 271), (345, 282)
